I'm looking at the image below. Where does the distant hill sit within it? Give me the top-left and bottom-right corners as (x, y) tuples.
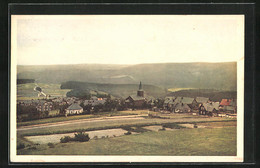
(17, 62), (237, 90)
(167, 89), (237, 102)
(61, 81), (167, 99)
(17, 79), (35, 84)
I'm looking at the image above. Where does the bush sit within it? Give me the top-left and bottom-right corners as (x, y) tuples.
(124, 131), (132, 135)
(17, 143), (25, 150)
(159, 127), (166, 131)
(60, 136), (72, 143)
(47, 142), (55, 148)
(74, 132), (90, 142)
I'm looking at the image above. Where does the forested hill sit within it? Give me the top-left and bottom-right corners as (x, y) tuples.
(17, 62), (237, 91)
(61, 81), (167, 99)
(167, 89), (237, 102)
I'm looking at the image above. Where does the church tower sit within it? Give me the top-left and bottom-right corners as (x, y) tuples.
(137, 81), (144, 97)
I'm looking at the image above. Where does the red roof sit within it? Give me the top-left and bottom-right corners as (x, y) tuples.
(220, 99), (232, 106)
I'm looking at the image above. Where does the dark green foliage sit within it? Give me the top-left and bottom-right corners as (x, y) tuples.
(17, 79), (35, 84)
(74, 132), (90, 142)
(59, 103), (70, 115)
(168, 89), (237, 102)
(66, 89), (91, 99)
(162, 123), (185, 129)
(159, 127), (166, 131)
(47, 142), (55, 148)
(61, 81), (166, 98)
(17, 143), (25, 150)
(122, 126), (149, 133)
(17, 104), (50, 121)
(124, 131), (132, 135)
(60, 132), (90, 143)
(60, 136), (72, 143)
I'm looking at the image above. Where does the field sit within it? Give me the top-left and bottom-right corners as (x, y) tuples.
(18, 114), (235, 136)
(17, 110), (146, 127)
(18, 127), (236, 156)
(17, 83), (71, 100)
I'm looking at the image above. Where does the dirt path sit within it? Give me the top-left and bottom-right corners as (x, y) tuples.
(17, 115), (145, 131)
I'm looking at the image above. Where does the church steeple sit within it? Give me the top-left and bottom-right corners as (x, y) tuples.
(139, 81), (142, 90)
(137, 81), (144, 97)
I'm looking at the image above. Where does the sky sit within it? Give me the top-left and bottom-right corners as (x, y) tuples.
(12, 15), (244, 65)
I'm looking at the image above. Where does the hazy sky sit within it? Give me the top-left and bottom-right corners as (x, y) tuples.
(12, 15), (244, 65)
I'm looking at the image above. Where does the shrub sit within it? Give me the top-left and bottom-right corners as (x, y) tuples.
(74, 132), (90, 142)
(17, 143), (25, 150)
(124, 131), (132, 135)
(28, 146), (37, 150)
(47, 142), (55, 148)
(159, 127), (166, 131)
(60, 136), (72, 143)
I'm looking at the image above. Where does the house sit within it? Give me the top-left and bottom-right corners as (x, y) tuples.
(200, 102), (220, 115)
(220, 99), (232, 106)
(181, 97), (197, 109)
(125, 81), (146, 108)
(195, 97), (209, 104)
(65, 103), (83, 115)
(172, 97), (182, 106)
(36, 101), (53, 112)
(83, 98), (107, 106)
(174, 103), (191, 113)
(219, 99), (236, 112)
(163, 96), (176, 111)
(147, 99), (156, 108)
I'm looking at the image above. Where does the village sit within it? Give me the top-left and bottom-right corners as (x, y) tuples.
(17, 81), (237, 122)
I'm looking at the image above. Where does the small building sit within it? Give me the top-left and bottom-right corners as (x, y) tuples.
(65, 103), (83, 115)
(163, 96), (176, 111)
(173, 97), (183, 106)
(181, 97), (197, 109)
(36, 101), (53, 112)
(83, 98), (107, 106)
(200, 102), (220, 116)
(220, 99), (236, 112)
(195, 97), (209, 105)
(174, 103), (191, 113)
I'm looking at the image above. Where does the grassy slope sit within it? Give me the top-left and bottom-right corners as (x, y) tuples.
(18, 127), (236, 156)
(17, 83), (71, 100)
(17, 62), (237, 90)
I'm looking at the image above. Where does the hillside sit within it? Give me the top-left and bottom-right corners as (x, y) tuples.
(167, 89), (237, 102)
(61, 81), (167, 99)
(17, 62), (237, 90)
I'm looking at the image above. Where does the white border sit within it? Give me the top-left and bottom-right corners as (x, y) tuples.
(10, 15), (244, 163)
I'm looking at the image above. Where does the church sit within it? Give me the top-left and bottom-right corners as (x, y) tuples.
(125, 81), (147, 108)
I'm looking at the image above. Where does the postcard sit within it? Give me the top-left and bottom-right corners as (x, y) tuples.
(10, 15), (244, 162)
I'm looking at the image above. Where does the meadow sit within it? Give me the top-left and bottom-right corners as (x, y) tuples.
(17, 110), (146, 127)
(18, 127), (236, 156)
(17, 83), (71, 100)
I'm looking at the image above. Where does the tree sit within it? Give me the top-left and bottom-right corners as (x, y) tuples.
(59, 103), (69, 115)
